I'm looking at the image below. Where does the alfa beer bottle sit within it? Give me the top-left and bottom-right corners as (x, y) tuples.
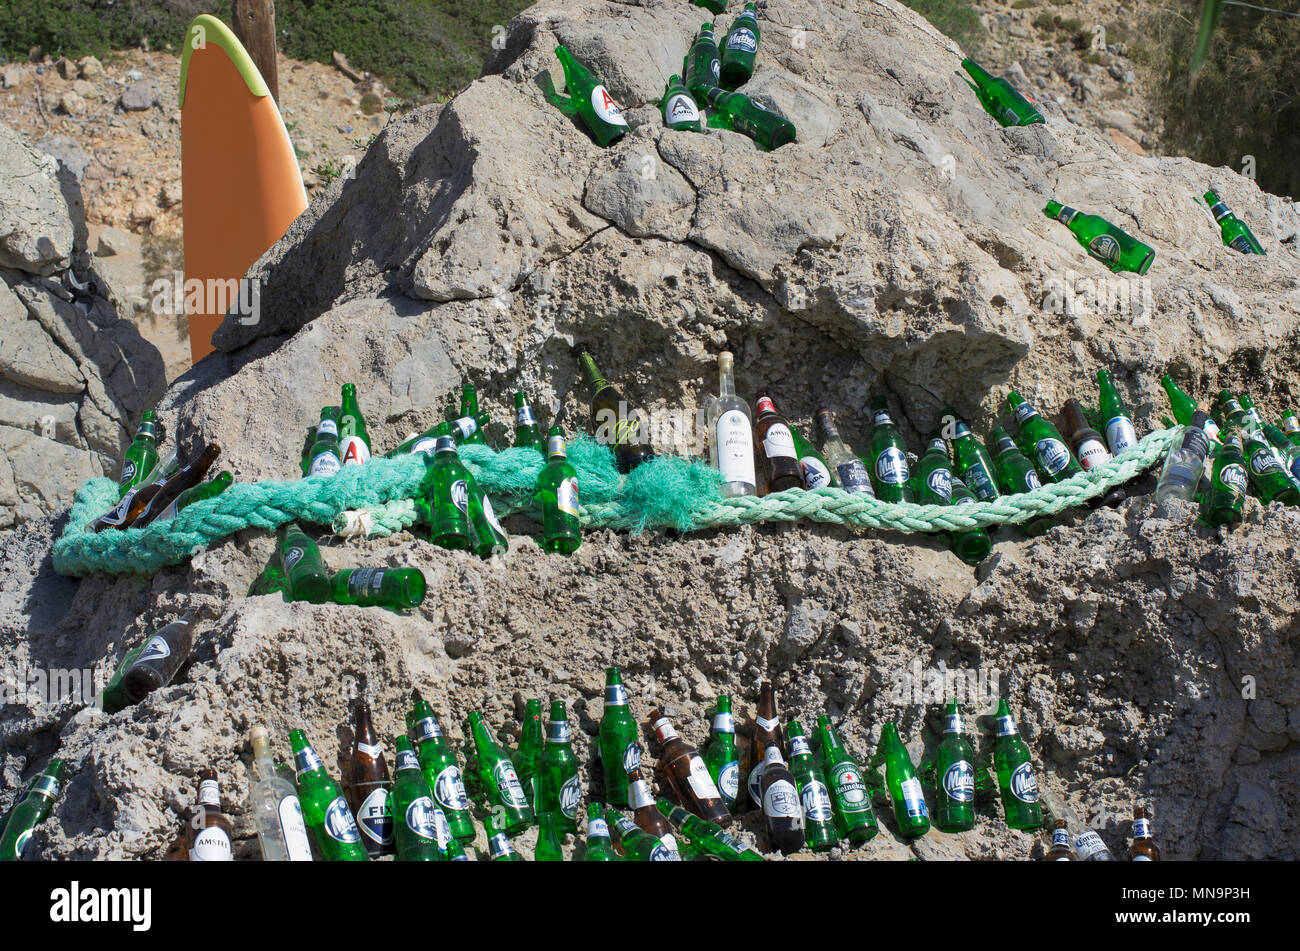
(247, 725), (313, 861)
(816, 716), (878, 843)
(684, 24), (722, 102)
(869, 397), (913, 502)
(816, 407), (874, 495)
(661, 74), (704, 132)
(584, 802), (618, 861)
(513, 391), (545, 453)
(306, 406), (343, 476)
(746, 679), (784, 806)
(1201, 431), (1248, 527)
(121, 615), (195, 705)
(554, 46), (628, 147)
(1096, 370), (1138, 454)
(606, 808), (680, 861)
(1205, 189), (1264, 254)
(538, 700), (581, 834)
(0, 760), (62, 861)
(960, 57), (1043, 126)
(515, 698), (545, 811)
(754, 395), (804, 493)
(580, 351), (654, 472)
(787, 720), (836, 852)
(421, 436), (475, 550)
(391, 736), (445, 861)
(933, 700), (975, 832)
(279, 522), (331, 603)
(657, 799), (764, 861)
(1006, 391), (1082, 482)
(406, 691), (474, 842)
(759, 746), (804, 853)
(599, 666), (641, 807)
(650, 710), (730, 823)
(704, 87), (796, 151)
(339, 383), (371, 465)
(992, 699), (1042, 830)
(947, 413), (1000, 501)
(702, 695), (741, 813)
(791, 424), (835, 489)
(1044, 200), (1155, 275)
(537, 427), (581, 554)
(1128, 806), (1161, 860)
(328, 567), (426, 609)
(185, 769), (234, 861)
(708, 351), (757, 497)
(289, 729), (367, 861)
(875, 721), (929, 837)
(346, 699), (395, 856)
(720, 3), (760, 88)
(117, 411), (160, 497)
(467, 711), (533, 833)
(1156, 411), (1210, 504)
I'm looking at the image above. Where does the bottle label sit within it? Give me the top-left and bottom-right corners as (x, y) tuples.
(716, 411), (757, 485)
(411, 437), (437, 455)
(356, 787), (393, 845)
(98, 494), (134, 527)
(718, 760), (739, 800)
(278, 796), (313, 860)
(996, 715), (1017, 736)
(943, 713), (963, 735)
(686, 755), (723, 801)
(347, 567), (386, 600)
(790, 735), (812, 758)
(432, 808), (453, 849)
(357, 741), (382, 759)
(1249, 448), (1282, 475)
(433, 766), (470, 812)
(1074, 437), (1111, 471)
(665, 92), (701, 124)
(875, 447), (909, 485)
(963, 462), (997, 500)
(1051, 827), (1071, 849)
(119, 460), (137, 486)
(726, 28), (758, 53)
(480, 493), (506, 539)
(395, 749), (420, 772)
(1087, 234), (1121, 264)
(747, 761), (765, 802)
(756, 715), (779, 732)
(190, 827), (232, 861)
(801, 778), (834, 822)
(339, 435), (370, 466)
(405, 796), (439, 841)
(309, 452), (341, 476)
(324, 796), (362, 843)
(454, 417), (479, 441)
(622, 742), (642, 773)
(1133, 817), (1151, 839)
(1009, 761), (1039, 803)
(588, 818), (609, 839)
(493, 760), (530, 808)
(413, 716), (443, 742)
(198, 778), (220, 807)
(942, 760), (975, 803)
(517, 405), (536, 427)
(899, 777), (928, 818)
(1035, 438), (1072, 475)
(557, 477), (580, 517)
(316, 419), (338, 438)
(136, 635), (171, 665)
(763, 778), (802, 819)
(1219, 463), (1248, 494)
(294, 746), (323, 778)
(560, 774), (582, 819)
(800, 455), (833, 489)
(653, 719), (679, 742)
(628, 779), (654, 809)
(1012, 401), (1038, 425)
(547, 720), (572, 743)
(1281, 416), (1300, 436)
(1105, 416), (1137, 454)
(1023, 469), (1042, 491)
(829, 761), (870, 810)
(1132, 853), (1154, 861)
(649, 840), (682, 861)
(489, 833), (512, 858)
(711, 711), (735, 734)
(835, 459), (874, 494)
(762, 423), (798, 460)
(590, 86), (629, 127)
(450, 479), (469, 514)
(925, 467), (953, 501)
(1180, 426), (1210, 458)
(282, 547), (305, 572)
(1074, 829), (1113, 861)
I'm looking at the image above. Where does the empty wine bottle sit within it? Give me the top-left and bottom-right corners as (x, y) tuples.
(553, 46), (628, 147)
(708, 351), (757, 497)
(247, 725), (313, 861)
(1044, 200), (1155, 275)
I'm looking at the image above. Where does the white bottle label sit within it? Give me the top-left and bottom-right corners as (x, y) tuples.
(517, 405), (537, 426)
(588, 817), (609, 838)
(324, 797), (362, 843)
(762, 423), (797, 460)
(1105, 416), (1137, 454)
(190, 827), (232, 861)
(316, 419), (338, 437)
(942, 761), (975, 803)
(1074, 829), (1113, 861)
(666, 92), (701, 124)
(494, 760), (529, 807)
(450, 479), (469, 514)
(801, 778), (834, 822)
(356, 788), (393, 845)
(763, 778), (802, 819)
(1035, 438), (1072, 475)
(719, 760), (739, 800)
(481, 493), (506, 538)
(686, 755), (723, 801)
(1009, 762), (1039, 803)
(560, 775), (582, 819)
(278, 796), (313, 860)
(590, 85), (628, 126)
(136, 635), (171, 664)
(800, 456), (833, 488)
(925, 467), (953, 501)
(1075, 437), (1111, 471)
(716, 410), (757, 486)
(405, 796), (439, 841)
(434, 765), (470, 812)
(309, 452), (341, 476)
(726, 28), (758, 53)
(875, 447), (909, 484)
(557, 477), (580, 516)
(900, 777), (928, 818)
(339, 435), (370, 466)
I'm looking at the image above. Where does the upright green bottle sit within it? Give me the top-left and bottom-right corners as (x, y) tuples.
(598, 667), (641, 807)
(915, 431), (955, 506)
(960, 57), (1043, 126)
(338, 383), (372, 466)
(705, 88), (796, 151)
(553, 46), (629, 147)
(816, 716), (878, 843)
(306, 406), (343, 476)
(391, 737), (445, 861)
(947, 414), (999, 501)
(537, 427), (581, 554)
(457, 384), (485, 445)
(279, 522), (330, 604)
(1006, 391), (1082, 482)
(657, 799), (764, 861)
(513, 392), (545, 453)
(606, 808), (681, 861)
(787, 720), (837, 852)
(0, 760), (62, 860)
(791, 425), (836, 489)
(948, 476), (992, 565)
(467, 712), (533, 834)
(538, 700), (581, 835)
(987, 425), (1042, 494)
(535, 811), (564, 861)
(289, 730), (368, 861)
(933, 701), (975, 832)
(580, 351), (654, 472)
(484, 813), (522, 861)
(118, 411), (160, 497)
(720, 2), (760, 88)
(661, 74), (704, 132)
(1044, 200), (1155, 275)
(1205, 189), (1264, 254)
(1200, 431), (1248, 527)
(328, 567), (426, 609)
(868, 397), (914, 502)
(684, 23), (722, 102)
(514, 699), (545, 812)
(702, 695), (740, 813)
(420, 436), (474, 550)
(992, 699), (1042, 830)
(1096, 370), (1138, 454)
(1241, 427), (1300, 504)
(875, 722), (929, 837)
(584, 802), (618, 861)
(405, 691), (475, 842)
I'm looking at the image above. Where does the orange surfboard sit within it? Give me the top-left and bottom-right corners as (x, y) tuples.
(180, 15), (307, 365)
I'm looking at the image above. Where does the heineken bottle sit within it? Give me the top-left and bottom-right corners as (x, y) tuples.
(791, 424), (835, 489)
(391, 737), (445, 861)
(704, 87), (796, 150)
(420, 436), (474, 550)
(661, 74), (704, 132)
(406, 691), (475, 842)
(535, 811), (564, 861)
(466, 712), (533, 834)
(513, 392), (545, 453)
(868, 397), (914, 502)
(151, 471), (233, 525)
(384, 413), (487, 457)
(992, 699), (1042, 830)
(328, 567), (426, 610)
(0, 760), (62, 861)
(1043, 200), (1155, 275)
(1205, 189), (1264, 254)
(583, 802), (618, 861)
(1161, 375), (1221, 445)
(816, 407), (874, 495)
(117, 411), (160, 497)
(960, 57), (1043, 126)
(279, 522), (331, 603)
(702, 695), (741, 813)
(874, 722), (929, 837)
(1278, 409), (1300, 446)
(538, 700), (581, 835)
(815, 717), (878, 843)
(606, 808), (681, 861)
(457, 384), (485, 445)
(514, 698), (545, 811)
(932, 700), (975, 832)
(1201, 431), (1249, 527)
(947, 413), (999, 502)
(684, 23), (722, 103)
(1156, 411), (1211, 504)
(598, 666), (642, 807)
(537, 427), (581, 554)
(553, 46), (628, 148)
(720, 2), (760, 88)
(1096, 370), (1138, 455)
(948, 476), (992, 565)
(484, 813), (522, 861)
(1241, 426), (1300, 505)
(707, 351), (758, 497)
(787, 720), (836, 852)
(306, 406), (343, 477)
(657, 798), (764, 861)
(289, 730), (368, 861)
(338, 383), (372, 466)
(1006, 391), (1082, 482)
(580, 351), (654, 472)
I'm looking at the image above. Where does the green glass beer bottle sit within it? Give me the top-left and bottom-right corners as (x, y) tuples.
(661, 74), (704, 132)
(695, 0), (727, 14)
(538, 700), (582, 835)
(947, 414), (1000, 502)
(598, 666), (641, 807)
(915, 430), (955, 506)
(391, 737), (445, 861)
(457, 384), (484, 445)
(960, 57), (1043, 126)
(791, 424), (836, 489)
(406, 693), (474, 843)
(289, 730), (368, 861)
(420, 436), (474, 550)
(584, 802), (618, 861)
(702, 695), (741, 813)
(1006, 391), (1082, 482)
(815, 716), (878, 843)
(720, 3), (760, 88)
(554, 46), (629, 148)
(874, 721), (929, 837)
(466, 712), (533, 834)
(992, 699), (1043, 830)
(580, 351), (655, 472)
(868, 397), (914, 502)
(1278, 409), (1300, 446)
(948, 476), (992, 565)
(484, 813), (522, 861)
(1200, 431), (1248, 527)
(535, 811), (564, 861)
(933, 700), (975, 832)
(306, 406), (343, 477)
(118, 411), (160, 497)
(338, 383), (372, 466)
(987, 425), (1043, 495)
(1241, 426), (1300, 504)
(385, 413), (488, 457)
(328, 567), (426, 609)
(684, 23), (722, 103)
(513, 392), (545, 453)
(1263, 424), (1300, 483)
(605, 808), (681, 861)
(787, 720), (837, 852)
(464, 469), (509, 559)
(279, 522), (331, 604)
(0, 760), (62, 861)
(1096, 370), (1138, 455)
(537, 427), (581, 554)
(1205, 189), (1264, 254)
(514, 698), (545, 812)
(1043, 200), (1155, 275)
(656, 798), (765, 861)
(1161, 376), (1222, 445)
(704, 87), (796, 151)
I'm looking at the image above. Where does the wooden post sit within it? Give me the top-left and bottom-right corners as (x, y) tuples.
(232, 0), (279, 102)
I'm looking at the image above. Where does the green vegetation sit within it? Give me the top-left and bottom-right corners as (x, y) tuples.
(898, 0), (986, 54)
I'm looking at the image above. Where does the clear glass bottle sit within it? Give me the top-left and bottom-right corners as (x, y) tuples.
(707, 352), (757, 497)
(248, 725), (314, 861)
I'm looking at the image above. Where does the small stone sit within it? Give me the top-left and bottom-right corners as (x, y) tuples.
(78, 55), (104, 79)
(94, 227), (133, 258)
(58, 91), (86, 116)
(71, 79), (96, 99)
(120, 82), (155, 112)
(1, 68), (30, 89)
(160, 181), (183, 208)
(55, 57), (77, 80)
(129, 200), (155, 227)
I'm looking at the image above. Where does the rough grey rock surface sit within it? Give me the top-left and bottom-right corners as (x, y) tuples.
(0, 0), (1298, 860)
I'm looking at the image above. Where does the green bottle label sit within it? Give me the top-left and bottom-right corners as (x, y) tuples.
(1249, 448), (1282, 475)
(493, 760), (529, 807)
(1035, 438), (1072, 475)
(829, 761), (870, 812)
(1087, 234), (1121, 264)
(942, 761), (974, 802)
(1219, 463), (1247, 494)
